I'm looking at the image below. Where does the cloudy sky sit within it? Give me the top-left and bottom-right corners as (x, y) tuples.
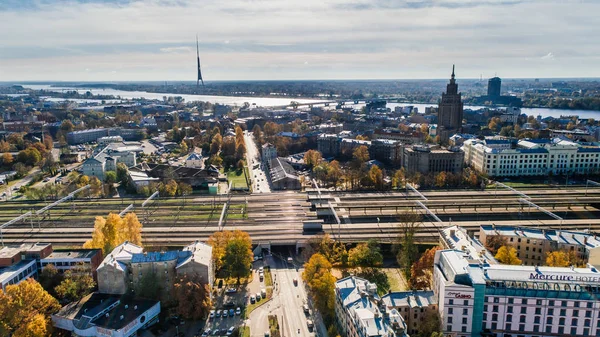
(0, 0), (598, 81)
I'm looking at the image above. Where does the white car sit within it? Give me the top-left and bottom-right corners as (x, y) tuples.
(226, 327), (235, 336)
(236, 307), (241, 315)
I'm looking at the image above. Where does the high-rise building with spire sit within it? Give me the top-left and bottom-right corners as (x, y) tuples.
(437, 65), (463, 144)
(196, 35), (204, 87)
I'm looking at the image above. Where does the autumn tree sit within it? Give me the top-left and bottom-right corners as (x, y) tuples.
(495, 246), (522, 265)
(392, 169), (405, 189)
(17, 147), (41, 165)
(83, 212), (143, 254)
(303, 253), (336, 319)
(348, 239), (383, 267)
(397, 211), (422, 278)
(55, 263), (96, 302)
(327, 160), (342, 189)
(304, 150), (323, 169)
(174, 273), (212, 320)
(434, 171), (447, 188)
(207, 231), (232, 271)
(89, 176), (103, 197)
(2, 152), (13, 166)
(418, 310), (442, 337)
(0, 279), (61, 337)
(545, 250), (581, 267)
(210, 133), (223, 155)
(484, 236), (508, 255)
(409, 246), (441, 290)
(369, 165), (384, 190)
(252, 124), (262, 141)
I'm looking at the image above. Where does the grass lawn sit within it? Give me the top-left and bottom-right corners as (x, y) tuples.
(222, 168), (249, 189)
(238, 326), (250, 337)
(382, 268), (408, 292)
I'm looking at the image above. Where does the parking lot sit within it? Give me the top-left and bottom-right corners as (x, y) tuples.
(201, 258), (271, 337)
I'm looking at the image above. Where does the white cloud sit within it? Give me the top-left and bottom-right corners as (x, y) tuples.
(541, 52), (555, 60)
(0, 0), (598, 80)
(160, 46), (192, 53)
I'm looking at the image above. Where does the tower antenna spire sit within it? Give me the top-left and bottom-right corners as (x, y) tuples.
(452, 64), (455, 79)
(196, 34), (204, 87)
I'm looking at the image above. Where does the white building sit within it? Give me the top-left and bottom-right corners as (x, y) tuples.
(262, 143), (278, 163)
(462, 137), (600, 177)
(82, 143), (141, 180)
(434, 226), (600, 337)
(335, 276), (408, 337)
(52, 293), (160, 337)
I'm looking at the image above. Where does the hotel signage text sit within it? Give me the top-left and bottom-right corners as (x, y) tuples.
(529, 273), (600, 283)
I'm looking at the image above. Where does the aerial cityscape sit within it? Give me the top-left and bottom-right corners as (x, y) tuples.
(1, 1), (600, 337)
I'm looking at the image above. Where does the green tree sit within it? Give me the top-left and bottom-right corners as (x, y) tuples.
(224, 231), (253, 283)
(104, 171), (117, 184)
(116, 163), (128, 184)
(134, 270), (163, 301)
(355, 268), (390, 295)
(348, 239), (383, 267)
(418, 310), (442, 337)
(397, 212), (422, 279)
(495, 246), (522, 265)
(38, 264), (63, 298)
(55, 264), (96, 302)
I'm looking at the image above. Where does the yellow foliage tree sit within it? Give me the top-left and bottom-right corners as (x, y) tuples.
(0, 279), (61, 337)
(495, 246), (522, 265)
(303, 253), (336, 315)
(83, 212), (143, 254)
(545, 250), (581, 267)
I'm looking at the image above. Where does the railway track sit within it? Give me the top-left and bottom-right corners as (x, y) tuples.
(0, 188), (598, 247)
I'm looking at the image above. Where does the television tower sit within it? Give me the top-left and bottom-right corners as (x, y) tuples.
(196, 34), (204, 87)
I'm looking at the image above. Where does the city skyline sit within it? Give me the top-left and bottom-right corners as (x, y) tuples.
(1, 0), (599, 81)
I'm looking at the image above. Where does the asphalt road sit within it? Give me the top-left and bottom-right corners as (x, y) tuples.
(250, 254), (320, 337)
(244, 131), (271, 194)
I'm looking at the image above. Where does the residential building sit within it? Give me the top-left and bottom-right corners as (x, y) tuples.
(462, 137), (600, 177)
(52, 293), (160, 337)
(403, 145), (464, 175)
(373, 129), (424, 145)
(82, 143), (138, 180)
(97, 241), (213, 295)
(478, 224), (600, 266)
(549, 129), (595, 142)
(317, 134), (342, 157)
(40, 248), (103, 280)
(382, 291), (438, 336)
(341, 138), (371, 156)
(335, 276), (408, 337)
(269, 157), (301, 190)
(185, 152), (204, 168)
(370, 139), (403, 165)
(262, 143), (278, 163)
(67, 128), (116, 145)
(438, 66), (464, 144)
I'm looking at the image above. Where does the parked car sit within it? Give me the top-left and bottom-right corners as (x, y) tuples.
(261, 289), (267, 298)
(225, 287), (237, 293)
(224, 300), (235, 308)
(250, 295), (256, 304)
(303, 304), (309, 314)
(212, 329), (220, 336)
(258, 267), (264, 273)
(229, 309), (235, 316)
(256, 292), (261, 301)
(222, 310), (228, 318)
(202, 329), (210, 337)
(215, 310), (221, 317)
(307, 320), (314, 331)
(293, 278), (298, 286)
(236, 307), (241, 315)
(226, 327), (235, 336)
(209, 310), (215, 319)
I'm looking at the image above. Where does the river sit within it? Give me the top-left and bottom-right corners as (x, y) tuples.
(19, 84), (600, 119)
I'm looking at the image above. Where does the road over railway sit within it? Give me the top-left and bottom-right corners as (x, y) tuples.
(1, 187), (599, 247)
